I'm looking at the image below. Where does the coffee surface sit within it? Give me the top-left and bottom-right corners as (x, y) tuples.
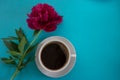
(41, 43), (67, 70)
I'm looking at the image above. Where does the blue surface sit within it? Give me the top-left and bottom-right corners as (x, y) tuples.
(0, 0), (120, 80)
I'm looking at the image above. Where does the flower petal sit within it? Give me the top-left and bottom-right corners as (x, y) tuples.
(44, 25), (57, 32)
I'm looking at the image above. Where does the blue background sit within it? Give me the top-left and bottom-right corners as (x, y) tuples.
(0, 0), (120, 80)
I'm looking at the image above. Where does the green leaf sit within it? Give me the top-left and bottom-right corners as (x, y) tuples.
(15, 29), (22, 41)
(16, 28), (23, 39)
(1, 58), (16, 65)
(15, 28), (28, 43)
(33, 30), (40, 37)
(18, 37), (27, 53)
(2, 36), (18, 40)
(26, 43), (38, 54)
(2, 40), (19, 52)
(9, 56), (17, 60)
(20, 28), (28, 43)
(8, 50), (21, 56)
(9, 55), (20, 60)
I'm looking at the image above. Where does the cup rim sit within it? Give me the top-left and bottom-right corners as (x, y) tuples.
(38, 39), (71, 72)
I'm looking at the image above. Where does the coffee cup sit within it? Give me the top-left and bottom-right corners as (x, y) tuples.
(35, 36), (76, 78)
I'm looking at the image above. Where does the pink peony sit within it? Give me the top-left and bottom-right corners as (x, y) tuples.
(27, 3), (62, 32)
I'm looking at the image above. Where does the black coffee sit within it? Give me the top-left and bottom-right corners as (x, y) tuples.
(41, 43), (67, 70)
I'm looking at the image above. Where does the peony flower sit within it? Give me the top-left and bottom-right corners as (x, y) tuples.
(27, 3), (62, 32)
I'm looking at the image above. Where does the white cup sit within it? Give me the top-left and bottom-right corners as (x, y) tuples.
(35, 36), (76, 78)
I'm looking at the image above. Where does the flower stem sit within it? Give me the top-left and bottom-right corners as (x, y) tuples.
(10, 30), (42, 80)
(10, 68), (19, 80)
